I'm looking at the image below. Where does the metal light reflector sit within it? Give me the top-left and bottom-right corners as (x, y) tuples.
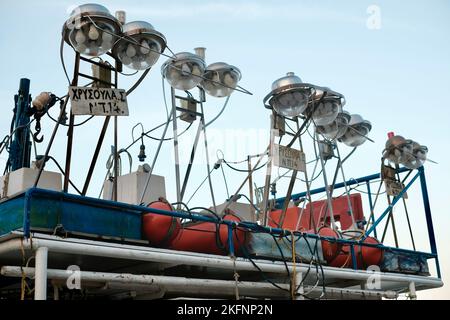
(63, 4), (122, 57)
(316, 111), (351, 140)
(201, 62), (241, 97)
(112, 21), (166, 70)
(264, 72), (315, 117)
(383, 135), (408, 165)
(311, 89), (345, 126)
(339, 114), (372, 147)
(162, 52), (206, 91)
(400, 140), (428, 169)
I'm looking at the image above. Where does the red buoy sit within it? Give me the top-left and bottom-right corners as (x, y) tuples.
(317, 227), (342, 263)
(329, 236), (383, 269)
(170, 213), (247, 256)
(142, 199), (181, 246)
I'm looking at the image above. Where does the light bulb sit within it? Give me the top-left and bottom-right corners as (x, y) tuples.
(317, 121), (339, 139)
(75, 30), (86, 44)
(181, 63), (192, 76)
(191, 64), (202, 77)
(140, 40), (150, 54)
(211, 72), (221, 86)
(313, 100), (340, 126)
(223, 72), (236, 87)
(121, 53), (132, 65)
(145, 52), (159, 66)
(75, 43), (87, 53)
(88, 25), (100, 40)
(101, 31), (113, 50)
(132, 61), (142, 70)
(126, 44), (136, 58)
(102, 31), (113, 43)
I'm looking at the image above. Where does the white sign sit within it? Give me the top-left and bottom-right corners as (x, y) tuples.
(273, 144), (306, 172)
(69, 86), (129, 116)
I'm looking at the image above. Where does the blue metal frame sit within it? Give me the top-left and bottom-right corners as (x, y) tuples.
(418, 166), (441, 278)
(362, 170), (421, 239)
(273, 166), (440, 275)
(16, 171), (440, 277)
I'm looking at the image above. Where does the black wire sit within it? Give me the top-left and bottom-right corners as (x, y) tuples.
(301, 235), (326, 298)
(220, 164), (230, 199)
(189, 206), (221, 220)
(229, 194), (260, 213)
(223, 159), (268, 173)
(60, 37), (71, 84)
(45, 156), (82, 195)
(143, 122), (193, 141)
(186, 166), (216, 205)
(47, 113), (94, 127)
(239, 234), (291, 294)
(271, 234), (292, 297)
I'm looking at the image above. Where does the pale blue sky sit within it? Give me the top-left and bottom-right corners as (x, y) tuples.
(0, 0), (449, 299)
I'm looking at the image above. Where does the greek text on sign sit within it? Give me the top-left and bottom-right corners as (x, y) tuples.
(69, 86), (129, 116)
(273, 144), (306, 172)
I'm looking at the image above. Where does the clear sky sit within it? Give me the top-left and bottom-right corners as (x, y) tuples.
(0, 0), (449, 299)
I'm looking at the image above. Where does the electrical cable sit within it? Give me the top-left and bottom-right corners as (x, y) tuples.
(204, 95), (231, 128)
(44, 156), (82, 195)
(60, 37), (71, 84)
(223, 159), (267, 173)
(185, 167), (215, 205)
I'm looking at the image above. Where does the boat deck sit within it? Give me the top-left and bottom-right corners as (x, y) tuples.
(0, 231), (443, 300)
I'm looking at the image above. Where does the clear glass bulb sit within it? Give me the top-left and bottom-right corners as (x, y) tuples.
(75, 29), (86, 44)
(316, 121), (339, 139)
(88, 25), (100, 40)
(140, 40), (150, 54)
(341, 125), (369, 147)
(273, 91), (308, 117)
(126, 44), (136, 58)
(101, 31), (113, 50)
(181, 63), (192, 76)
(191, 64), (202, 77)
(120, 53), (132, 66)
(313, 101), (340, 126)
(222, 73), (233, 87)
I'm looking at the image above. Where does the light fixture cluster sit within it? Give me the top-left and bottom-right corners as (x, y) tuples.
(63, 4), (166, 70)
(383, 135), (428, 169)
(161, 52), (241, 98)
(62, 4), (242, 98)
(264, 72), (372, 147)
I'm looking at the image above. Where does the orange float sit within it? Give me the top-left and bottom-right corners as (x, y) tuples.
(329, 236), (383, 269)
(142, 199), (181, 246)
(170, 213), (247, 255)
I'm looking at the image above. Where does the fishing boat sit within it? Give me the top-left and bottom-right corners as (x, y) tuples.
(0, 4), (443, 300)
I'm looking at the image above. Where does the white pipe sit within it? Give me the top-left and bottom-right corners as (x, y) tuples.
(409, 282), (417, 300)
(0, 237), (443, 289)
(295, 272), (304, 301)
(1, 266), (289, 299)
(2, 266), (398, 300)
(34, 247), (48, 300)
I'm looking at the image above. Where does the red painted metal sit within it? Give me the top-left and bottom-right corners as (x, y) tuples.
(301, 193), (365, 231)
(268, 193), (365, 232)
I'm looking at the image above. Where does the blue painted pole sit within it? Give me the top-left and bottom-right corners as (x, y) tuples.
(10, 78), (32, 171)
(275, 167), (410, 207)
(366, 181), (377, 238)
(227, 225), (235, 257)
(363, 171), (421, 240)
(350, 245), (357, 270)
(418, 166), (441, 278)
